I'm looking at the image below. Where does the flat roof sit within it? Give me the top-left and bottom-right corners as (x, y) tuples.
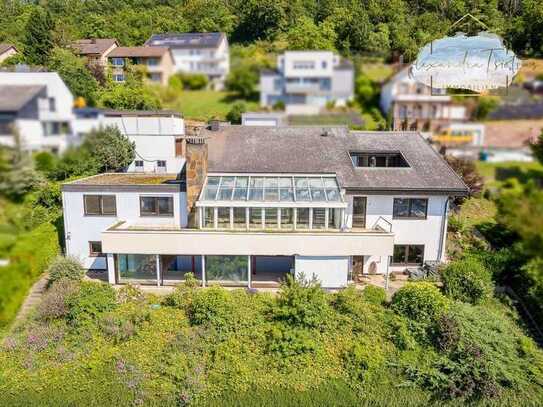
(145, 32), (225, 49)
(203, 126), (468, 195)
(62, 173), (186, 192)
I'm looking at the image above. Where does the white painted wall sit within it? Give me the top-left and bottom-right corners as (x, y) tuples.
(63, 189), (188, 269)
(295, 255), (349, 288)
(281, 51), (336, 78)
(0, 72), (75, 152)
(345, 194), (449, 274)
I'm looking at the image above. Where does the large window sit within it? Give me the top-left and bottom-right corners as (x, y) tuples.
(264, 208), (278, 228)
(392, 245), (424, 266)
(393, 198), (428, 219)
(312, 208), (326, 229)
(205, 256), (248, 286)
(350, 152), (409, 168)
(84, 195), (116, 216)
(140, 196), (174, 217)
(280, 208), (294, 229)
(217, 207), (231, 228)
(203, 207), (214, 228)
(233, 207), (246, 228)
(296, 208), (310, 229)
(249, 208), (263, 229)
(116, 254), (157, 285)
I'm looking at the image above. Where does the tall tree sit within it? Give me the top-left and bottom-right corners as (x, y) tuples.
(23, 6), (54, 65)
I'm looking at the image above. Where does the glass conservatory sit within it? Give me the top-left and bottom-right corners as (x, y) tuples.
(196, 174), (347, 230)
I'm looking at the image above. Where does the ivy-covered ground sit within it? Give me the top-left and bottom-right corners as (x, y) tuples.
(1, 272), (542, 407)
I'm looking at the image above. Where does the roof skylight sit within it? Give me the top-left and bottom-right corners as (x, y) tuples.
(200, 175), (342, 203)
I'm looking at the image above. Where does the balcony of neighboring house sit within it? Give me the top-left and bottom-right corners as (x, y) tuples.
(284, 77), (332, 94)
(101, 174), (394, 287)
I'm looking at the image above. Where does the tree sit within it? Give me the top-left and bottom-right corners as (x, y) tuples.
(81, 126), (135, 173)
(445, 156), (484, 197)
(226, 102), (247, 124)
(355, 72), (377, 107)
(23, 6), (54, 65)
(284, 16), (337, 51)
(98, 85), (161, 111)
(47, 48), (99, 106)
(225, 65), (258, 99)
(474, 97), (499, 120)
(530, 130), (543, 165)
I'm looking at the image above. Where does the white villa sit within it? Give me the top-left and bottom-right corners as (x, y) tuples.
(145, 32), (229, 90)
(61, 125), (468, 289)
(0, 72), (76, 153)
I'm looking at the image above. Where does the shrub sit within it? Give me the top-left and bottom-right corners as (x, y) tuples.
(37, 279), (80, 320)
(100, 302), (150, 343)
(65, 281), (117, 325)
(441, 257), (493, 304)
(391, 282), (448, 324)
(116, 284), (145, 304)
(362, 285), (386, 305)
(273, 274), (332, 329)
(266, 324), (318, 357)
(187, 286), (235, 327)
(433, 313), (460, 352)
(162, 273), (199, 310)
(180, 73), (208, 90)
(225, 101), (247, 124)
(272, 100), (285, 110)
(46, 256), (85, 287)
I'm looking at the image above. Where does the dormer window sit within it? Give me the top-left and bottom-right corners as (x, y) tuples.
(350, 152), (409, 168)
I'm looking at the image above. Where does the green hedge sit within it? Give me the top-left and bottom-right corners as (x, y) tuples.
(0, 222), (59, 327)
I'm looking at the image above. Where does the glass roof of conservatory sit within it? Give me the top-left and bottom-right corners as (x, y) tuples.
(200, 175), (343, 203)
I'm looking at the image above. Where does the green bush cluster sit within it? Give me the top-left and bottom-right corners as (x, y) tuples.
(391, 282), (448, 324)
(361, 285), (387, 305)
(46, 256), (85, 287)
(169, 73), (208, 90)
(441, 257), (494, 304)
(65, 281), (117, 326)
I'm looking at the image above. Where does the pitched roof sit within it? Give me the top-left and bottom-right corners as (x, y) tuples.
(107, 46), (170, 58)
(0, 85), (45, 112)
(204, 126), (468, 194)
(72, 38), (118, 56)
(488, 103), (543, 120)
(145, 32), (225, 49)
(0, 44), (16, 55)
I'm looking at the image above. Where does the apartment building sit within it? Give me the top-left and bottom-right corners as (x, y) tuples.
(73, 108), (185, 173)
(72, 38), (119, 66)
(0, 44), (17, 63)
(62, 126), (467, 287)
(107, 47), (174, 86)
(0, 72), (75, 152)
(145, 32), (229, 90)
(380, 67), (467, 133)
(260, 51), (354, 115)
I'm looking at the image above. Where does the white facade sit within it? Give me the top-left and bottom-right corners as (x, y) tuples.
(73, 110), (186, 174)
(241, 112), (286, 127)
(0, 72), (76, 152)
(260, 51), (354, 112)
(63, 186), (188, 270)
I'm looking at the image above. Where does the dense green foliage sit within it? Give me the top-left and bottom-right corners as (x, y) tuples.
(46, 256), (85, 287)
(391, 282), (448, 324)
(47, 48), (100, 105)
(225, 101), (246, 124)
(169, 73), (209, 90)
(1, 1), (541, 59)
(21, 6), (53, 65)
(441, 257), (494, 304)
(1, 277), (542, 406)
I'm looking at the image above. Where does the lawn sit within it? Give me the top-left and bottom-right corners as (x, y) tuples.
(152, 88), (259, 121)
(360, 62), (395, 83)
(476, 160), (543, 189)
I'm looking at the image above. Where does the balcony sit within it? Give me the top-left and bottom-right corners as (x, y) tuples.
(285, 82), (330, 94)
(102, 221), (394, 257)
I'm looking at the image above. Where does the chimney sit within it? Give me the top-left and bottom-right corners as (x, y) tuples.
(185, 135), (208, 226)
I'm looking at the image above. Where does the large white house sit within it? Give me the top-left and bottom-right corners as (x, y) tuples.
(145, 32), (229, 90)
(61, 126), (467, 288)
(260, 51), (354, 115)
(73, 108), (186, 173)
(0, 72), (76, 153)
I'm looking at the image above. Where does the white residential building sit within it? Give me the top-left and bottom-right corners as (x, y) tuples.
(62, 126), (467, 288)
(73, 109), (186, 174)
(145, 32), (229, 90)
(0, 72), (75, 153)
(260, 51), (354, 115)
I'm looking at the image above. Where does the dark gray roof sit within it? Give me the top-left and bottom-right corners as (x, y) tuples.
(488, 103), (543, 120)
(204, 126), (468, 194)
(0, 85), (45, 112)
(145, 32), (225, 49)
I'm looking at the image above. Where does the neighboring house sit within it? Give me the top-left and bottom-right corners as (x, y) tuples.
(145, 32), (229, 90)
(0, 72), (75, 152)
(73, 108), (185, 173)
(0, 44), (17, 63)
(380, 67), (467, 133)
(260, 51), (354, 115)
(72, 38), (119, 66)
(431, 122), (486, 147)
(62, 126), (467, 287)
(107, 47), (174, 86)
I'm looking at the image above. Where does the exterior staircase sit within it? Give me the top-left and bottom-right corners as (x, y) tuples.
(13, 274), (49, 325)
